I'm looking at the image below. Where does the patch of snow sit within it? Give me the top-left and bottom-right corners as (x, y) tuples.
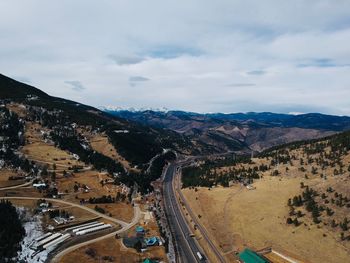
(16, 208), (49, 263)
(114, 130), (129, 134)
(99, 105), (169, 113)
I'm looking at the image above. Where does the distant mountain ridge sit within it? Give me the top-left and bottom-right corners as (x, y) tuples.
(106, 109), (350, 152)
(107, 109), (350, 131)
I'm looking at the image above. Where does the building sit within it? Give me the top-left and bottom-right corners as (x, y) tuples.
(239, 248), (271, 263)
(136, 226), (145, 233)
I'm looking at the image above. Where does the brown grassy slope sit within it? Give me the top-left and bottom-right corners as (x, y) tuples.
(182, 142), (350, 263)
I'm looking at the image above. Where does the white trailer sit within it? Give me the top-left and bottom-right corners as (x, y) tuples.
(35, 233), (62, 248)
(196, 252), (203, 260)
(34, 232), (52, 242)
(72, 223), (104, 233)
(64, 221), (98, 232)
(75, 224), (112, 236)
(42, 233), (71, 249)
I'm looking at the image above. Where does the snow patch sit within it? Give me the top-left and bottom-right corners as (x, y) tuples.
(17, 208), (49, 263)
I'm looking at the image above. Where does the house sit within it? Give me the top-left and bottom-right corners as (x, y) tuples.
(136, 226), (145, 233)
(33, 183), (47, 188)
(145, 237), (159, 246)
(239, 248), (271, 263)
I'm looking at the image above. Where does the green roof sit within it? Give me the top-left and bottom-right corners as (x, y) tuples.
(143, 259), (156, 263)
(239, 248), (270, 263)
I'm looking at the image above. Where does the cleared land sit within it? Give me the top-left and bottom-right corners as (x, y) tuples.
(0, 169), (25, 187)
(60, 236), (167, 263)
(60, 208), (166, 263)
(183, 170), (350, 262)
(22, 122), (83, 169)
(88, 134), (137, 172)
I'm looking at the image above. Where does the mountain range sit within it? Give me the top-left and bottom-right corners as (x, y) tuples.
(107, 109), (350, 152)
(2, 72), (350, 156)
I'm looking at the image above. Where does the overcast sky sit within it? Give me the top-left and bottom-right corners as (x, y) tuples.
(1, 1), (350, 115)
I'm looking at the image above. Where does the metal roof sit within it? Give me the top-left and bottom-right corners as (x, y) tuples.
(239, 248), (270, 263)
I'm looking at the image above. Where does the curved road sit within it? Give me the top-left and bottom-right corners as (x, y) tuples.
(0, 181), (33, 190)
(0, 196), (129, 227)
(0, 196), (141, 262)
(51, 204), (140, 262)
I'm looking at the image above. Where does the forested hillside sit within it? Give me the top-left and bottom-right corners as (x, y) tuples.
(0, 73), (193, 193)
(108, 109), (349, 152)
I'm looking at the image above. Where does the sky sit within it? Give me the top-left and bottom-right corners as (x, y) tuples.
(1, 1), (350, 115)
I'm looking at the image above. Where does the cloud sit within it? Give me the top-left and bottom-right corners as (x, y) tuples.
(129, 76), (150, 87)
(146, 46), (203, 59)
(297, 58), (350, 68)
(1, 1), (350, 115)
(227, 83), (256, 87)
(64, 80), (85, 92)
(129, 76), (150, 82)
(246, 70), (266, 75)
(108, 54), (145, 65)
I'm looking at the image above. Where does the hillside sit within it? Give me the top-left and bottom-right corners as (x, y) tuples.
(0, 73), (171, 262)
(180, 129), (350, 263)
(0, 73), (194, 193)
(107, 109), (350, 152)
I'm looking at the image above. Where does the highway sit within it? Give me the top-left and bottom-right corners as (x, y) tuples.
(176, 170), (226, 263)
(163, 163), (206, 263)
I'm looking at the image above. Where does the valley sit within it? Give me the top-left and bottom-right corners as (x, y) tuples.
(1, 73), (350, 263)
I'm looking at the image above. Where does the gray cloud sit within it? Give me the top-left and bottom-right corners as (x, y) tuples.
(129, 76), (150, 82)
(146, 45), (203, 59)
(227, 83), (256, 87)
(64, 81), (85, 92)
(108, 54), (145, 65)
(246, 70), (266, 75)
(129, 76), (150, 87)
(297, 58), (350, 68)
(1, 1), (350, 115)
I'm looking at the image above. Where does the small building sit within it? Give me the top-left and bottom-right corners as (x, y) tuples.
(145, 237), (159, 246)
(239, 248), (270, 263)
(136, 226), (145, 233)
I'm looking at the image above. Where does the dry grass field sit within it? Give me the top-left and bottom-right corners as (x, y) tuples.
(182, 144), (350, 263)
(60, 236), (167, 263)
(0, 169), (25, 187)
(6, 103), (27, 118)
(22, 122), (83, 169)
(88, 134), (138, 172)
(60, 210), (167, 263)
(182, 176), (350, 263)
(86, 203), (134, 222)
(56, 170), (120, 200)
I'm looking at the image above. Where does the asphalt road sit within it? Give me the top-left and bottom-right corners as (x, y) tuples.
(0, 196), (141, 262)
(176, 172), (226, 263)
(51, 204), (141, 262)
(163, 163), (206, 263)
(0, 196), (128, 227)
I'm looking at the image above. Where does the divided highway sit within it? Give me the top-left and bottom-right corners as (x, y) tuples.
(163, 163), (206, 263)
